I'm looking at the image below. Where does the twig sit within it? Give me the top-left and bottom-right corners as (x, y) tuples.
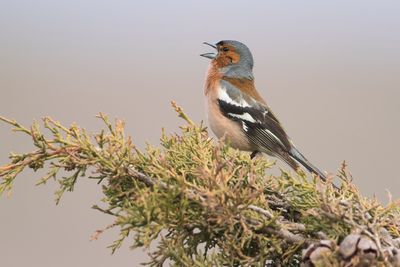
(126, 165), (167, 189)
(248, 204), (273, 219)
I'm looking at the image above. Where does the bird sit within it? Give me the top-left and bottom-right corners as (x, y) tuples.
(200, 40), (327, 181)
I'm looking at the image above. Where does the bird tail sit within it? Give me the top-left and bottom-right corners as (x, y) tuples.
(289, 147), (327, 181)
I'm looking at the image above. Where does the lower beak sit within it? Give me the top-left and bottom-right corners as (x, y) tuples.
(200, 52), (216, 59)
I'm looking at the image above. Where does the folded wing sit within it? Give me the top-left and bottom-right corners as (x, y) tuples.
(217, 79), (327, 181)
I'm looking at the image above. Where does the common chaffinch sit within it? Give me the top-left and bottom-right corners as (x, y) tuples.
(201, 40), (326, 181)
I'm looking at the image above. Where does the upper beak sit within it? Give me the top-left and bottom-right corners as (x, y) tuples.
(200, 42), (217, 59)
(203, 42), (217, 49)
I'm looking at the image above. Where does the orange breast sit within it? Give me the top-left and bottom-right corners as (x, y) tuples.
(204, 61), (223, 96)
(204, 66), (254, 151)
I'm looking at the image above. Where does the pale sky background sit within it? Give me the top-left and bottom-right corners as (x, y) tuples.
(1, 1), (399, 266)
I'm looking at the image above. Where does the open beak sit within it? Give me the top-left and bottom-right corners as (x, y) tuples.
(200, 42), (217, 59)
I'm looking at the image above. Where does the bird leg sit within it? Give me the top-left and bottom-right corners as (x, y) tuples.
(250, 151), (259, 159)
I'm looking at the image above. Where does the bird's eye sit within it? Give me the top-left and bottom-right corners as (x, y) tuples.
(222, 47), (229, 52)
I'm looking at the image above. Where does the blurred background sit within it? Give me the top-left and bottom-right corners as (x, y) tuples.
(0, 1), (399, 266)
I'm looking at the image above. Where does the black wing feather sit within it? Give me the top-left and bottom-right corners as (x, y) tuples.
(217, 98), (292, 153)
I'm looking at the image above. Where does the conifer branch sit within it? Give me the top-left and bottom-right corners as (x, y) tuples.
(1, 103), (400, 266)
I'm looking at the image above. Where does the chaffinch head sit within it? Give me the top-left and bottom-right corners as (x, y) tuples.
(201, 40), (327, 181)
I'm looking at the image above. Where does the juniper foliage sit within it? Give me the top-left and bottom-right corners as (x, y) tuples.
(1, 102), (399, 266)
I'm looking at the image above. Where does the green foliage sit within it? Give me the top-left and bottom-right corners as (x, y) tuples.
(1, 102), (400, 266)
